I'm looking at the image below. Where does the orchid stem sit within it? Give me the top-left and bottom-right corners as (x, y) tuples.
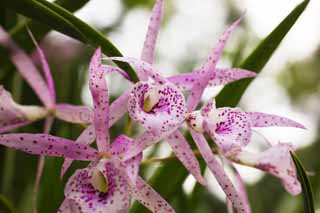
(32, 116), (54, 213)
(141, 148), (218, 165)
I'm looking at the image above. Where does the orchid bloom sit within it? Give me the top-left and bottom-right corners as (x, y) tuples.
(0, 26), (101, 213)
(0, 130), (173, 212)
(186, 98), (305, 195)
(58, 47), (174, 212)
(102, 0), (257, 188)
(235, 143), (301, 195)
(119, 12), (258, 213)
(0, 26), (97, 132)
(0, 86), (48, 133)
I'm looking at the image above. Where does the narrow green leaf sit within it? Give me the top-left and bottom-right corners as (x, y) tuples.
(130, 1), (309, 212)
(5, 0), (139, 82)
(216, 0), (310, 107)
(0, 194), (17, 213)
(291, 152), (315, 213)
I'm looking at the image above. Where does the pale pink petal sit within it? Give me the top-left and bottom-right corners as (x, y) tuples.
(124, 154), (143, 186)
(56, 98), (129, 127)
(110, 134), (142, 185)
(0, 133), (98, 160)
(101, 64), (131, 81)
(208, 68), (256, 87)
(227, 199), (234, 213)
(140, 0), (164, 68)
(186, 16), (243, 111)
(0, 86), (47, 133)
(55, 103), (93, 124)
(64, 159), (130, 212)
(204, 107), (252, 156)
(131, 176), (175, 213)
(128, 81), (186, 132)
(0, 122), (30, 134)
(57, 199), (71, 213)
(61, 125), (96, 179)
(201, 17), (243, 75)
(108, 57), (165, 83)
(231, 165), (251, 213)
(186, 83), (204, 111)
(89, 48), (110, 152)
(27, 28), (56, 103)
(167, 73), (198, 91)
(109, 91), (130, 127)
(0, 26), (53, 108)
(122, 131), (162, 161)
(255, 143), (301, 195)
(110, 134), (132, 156)
(190, 130), (249, 213)
(246, 112), (306, 129)
(167, 130), (206, 185)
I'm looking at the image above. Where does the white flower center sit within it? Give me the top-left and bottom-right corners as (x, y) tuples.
(186, 111), (204, 132)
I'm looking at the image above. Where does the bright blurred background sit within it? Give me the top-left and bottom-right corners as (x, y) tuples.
(0, 0), (319, 212)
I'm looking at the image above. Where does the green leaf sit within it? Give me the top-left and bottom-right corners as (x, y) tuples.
(0, 194), (16, 213)
(216, 0), (310, 108)
(130, 1), (310, 212)
(291, 152), (315, 213)
(5, 0), (139, 82)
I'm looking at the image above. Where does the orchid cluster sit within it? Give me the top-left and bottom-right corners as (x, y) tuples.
(0, 0), (306, 212)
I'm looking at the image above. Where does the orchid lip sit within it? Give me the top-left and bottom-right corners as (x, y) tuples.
(143, 88), (160, 113)
(90, 168), (109, 193)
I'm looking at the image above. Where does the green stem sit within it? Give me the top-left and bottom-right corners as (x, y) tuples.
(1, 73), (23, 195)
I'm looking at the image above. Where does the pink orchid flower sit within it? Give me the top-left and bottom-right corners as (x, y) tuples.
(57, 47), (174, 212)
(0, 26), (127, 212)
(186, 98), (305, 196)
(0, 46), (175, 212)
(0, 131), (173, 212)
(103, 0), (257, 189)
(235, 143), (301, 195)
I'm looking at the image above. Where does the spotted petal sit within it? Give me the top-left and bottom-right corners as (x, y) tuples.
(0, 26), (54, 108)
(109, 91), (130, 127)
(0, 86), (47, 133)
(204, 107), (252, 156)
(131, 176), (175, 213)
(27, 28), (56, 103)
(190, 130), (249, 213)
(0, 133), (98, 160)
(240, 143), (301, 195)
(64, 159), (130, 212)
(168, 68), (256, 91)
(128, 81), (186, 132)
(167, 130), (206, 185)
(167, 73), (198, 90)
(122, 131), (163, 161)
(109, 57), (165, 83)
(207, 68), (256, 87)
(61, 125), (96, 178)
(110, 134), (142, 185)
(89, 48), (110, 152)
(55, 103), (93, 124)
(246, 112), (306, 129)
(186, 16), (243, 111)
(140, 0), (164, 68)
(231, 164), (251, 213)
